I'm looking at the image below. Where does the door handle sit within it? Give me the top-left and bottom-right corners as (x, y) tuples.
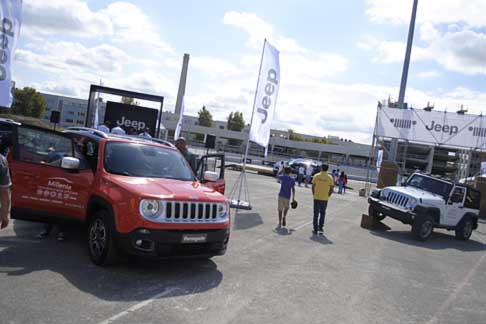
(458, 206), (464, 209)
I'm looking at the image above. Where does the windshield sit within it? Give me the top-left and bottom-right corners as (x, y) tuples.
(104, 142), (195, 181)
(406, 174), (452, 199)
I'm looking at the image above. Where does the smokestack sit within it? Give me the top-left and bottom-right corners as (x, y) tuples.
(175, 53), (190, 115)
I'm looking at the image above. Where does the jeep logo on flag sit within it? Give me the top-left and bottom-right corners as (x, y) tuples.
(104, 101), (158, 136)
(390, 118), (416, 129)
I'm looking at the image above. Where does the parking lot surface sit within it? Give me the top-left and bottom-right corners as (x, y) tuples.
(1, 170), (486, 324)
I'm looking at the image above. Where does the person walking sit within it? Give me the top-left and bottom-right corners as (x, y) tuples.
(312, 164), (334, 235)
(297, 165), (305, 186)
(305, 164), (314, 188)
(277, 167), (296, 228)
(338, 171), (348, 194)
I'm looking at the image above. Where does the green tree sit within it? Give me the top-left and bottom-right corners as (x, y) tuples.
(227, 111), (245, 132)
(121, 96), (139, 105)
(288, 129), (304, 141)
(9, 87), (47, 118)
(198, 106), (213, 127)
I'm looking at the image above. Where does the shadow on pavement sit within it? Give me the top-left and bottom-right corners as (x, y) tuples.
(370, 229), (486, 252)
(233, 212), (263, 230)
(310, 234), (333, 245)
(273, 227), (294, 236)
(0, 220), (223, 302)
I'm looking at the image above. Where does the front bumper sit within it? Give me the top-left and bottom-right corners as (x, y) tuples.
(368, 197), (416, 225)
(117, 227), (230, 258)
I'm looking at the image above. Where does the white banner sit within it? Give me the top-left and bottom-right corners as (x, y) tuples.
(376, 106), (486, 149)
(249, 40), (280, 148)
(481, 162), (486, 176)
(376, 149), (383, 172)
(0, 0), (22, 108)
(174, 96), (184, 139)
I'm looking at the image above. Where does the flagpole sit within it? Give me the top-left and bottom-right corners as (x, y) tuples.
(242, 39), (267, 170)
(235, 39), (267, 209)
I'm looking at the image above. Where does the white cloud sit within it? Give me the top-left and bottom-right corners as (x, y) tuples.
(101, 2), (173, 53)
(16, 42), (130, 75)
(23, 0), (113, 37)
(360, 26), (486, 75)
(417, 70), (440, 78)
(223, 12), (274, 48)
(358, 37), (430, 63)
(192, 56), (241, 78)
(366, 0), (486, 28)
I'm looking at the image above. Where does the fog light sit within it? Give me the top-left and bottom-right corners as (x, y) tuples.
(135, 239), (143, 246)
(138, 229), (150, 234)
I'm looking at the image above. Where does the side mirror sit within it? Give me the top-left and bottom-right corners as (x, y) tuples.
(203, 171), (219, 182)
(401, 181), (407, 186)
(61, 157), (80, 170)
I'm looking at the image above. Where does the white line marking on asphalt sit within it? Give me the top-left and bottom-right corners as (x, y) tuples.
(425, 252), (486, 324)
(97, 287), (178, 324)
(293, 220), (313, 231)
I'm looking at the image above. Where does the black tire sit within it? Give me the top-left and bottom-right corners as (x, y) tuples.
(88, 210), (119, 266)
(412, 215), (434, 241)
(455, 216), (473, 241)
(368, 205), (385, 221)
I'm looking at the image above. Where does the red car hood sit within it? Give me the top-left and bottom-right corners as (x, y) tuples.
(108, 176), (226, 202)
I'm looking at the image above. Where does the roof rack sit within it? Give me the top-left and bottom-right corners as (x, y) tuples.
(64, 127), (108, 138)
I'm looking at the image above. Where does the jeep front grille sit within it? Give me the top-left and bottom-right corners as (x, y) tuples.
(383, 191), (409, 208)
(164, 201), (221, 223)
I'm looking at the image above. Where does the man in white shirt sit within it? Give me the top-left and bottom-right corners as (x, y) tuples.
(297, 165), (305, 186)
(97, 121), (111, 133)
(111, 126), (126, 135)
(305, 164), (314, 188)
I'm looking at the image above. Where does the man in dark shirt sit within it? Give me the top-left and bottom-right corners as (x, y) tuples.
(277, 167), (296, 228)
(175, 137), (198, 172)
(0, 152), (12, 229)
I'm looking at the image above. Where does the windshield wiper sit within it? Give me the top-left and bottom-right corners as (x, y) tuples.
(109, 170), (134, 176)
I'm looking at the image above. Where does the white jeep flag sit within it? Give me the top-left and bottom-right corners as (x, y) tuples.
(174, 96), (185, 139)
(0, 0), (22, 108)
(249, 40), (280, 148)
(376, 149), (383, 172)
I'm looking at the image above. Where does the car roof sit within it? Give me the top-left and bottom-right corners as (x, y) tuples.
(63, 127), (175, 149)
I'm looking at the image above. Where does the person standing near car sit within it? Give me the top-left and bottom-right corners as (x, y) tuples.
(312, 164), (334, 235)
(97, 121), (111, 133)
(297, 165), (305, 186)
(305, 164), (314, 188)
(277, 167), (296, 229)
(175, 137), (198, 172)
(0, 146), (12, 230)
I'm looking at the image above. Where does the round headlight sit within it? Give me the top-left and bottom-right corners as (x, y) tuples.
(406, 198), (418, 210)
(139, 199), (160, 218)
(217, 202), (229, 218)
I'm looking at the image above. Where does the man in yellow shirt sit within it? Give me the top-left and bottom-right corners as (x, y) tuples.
(312, 164), (334, 235)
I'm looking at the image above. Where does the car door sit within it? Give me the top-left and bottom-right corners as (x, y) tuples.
(10, 125), (94, 222)
(196, 154), (225, 194)
(444, 186), (466, 226)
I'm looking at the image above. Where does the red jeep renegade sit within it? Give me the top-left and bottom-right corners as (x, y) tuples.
(0, 120), (230, 265)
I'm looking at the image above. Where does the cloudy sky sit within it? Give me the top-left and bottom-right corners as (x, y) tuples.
(13, 0), (486, 144)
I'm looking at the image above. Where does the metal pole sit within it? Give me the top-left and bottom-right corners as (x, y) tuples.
(235, 39), (267, 208)
(390, 0), (418, 162)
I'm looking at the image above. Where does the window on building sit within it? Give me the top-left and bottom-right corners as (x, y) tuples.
(65, 119), (74, 123)
(219, 126), (224, 129)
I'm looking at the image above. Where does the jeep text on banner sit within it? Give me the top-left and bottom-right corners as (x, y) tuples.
(0, 0), (22, 108)
(376, 106), (486, 149)
(249, 40), (280, 148)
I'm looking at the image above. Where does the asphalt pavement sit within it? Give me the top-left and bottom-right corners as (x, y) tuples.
(1, 170), (485, 324)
